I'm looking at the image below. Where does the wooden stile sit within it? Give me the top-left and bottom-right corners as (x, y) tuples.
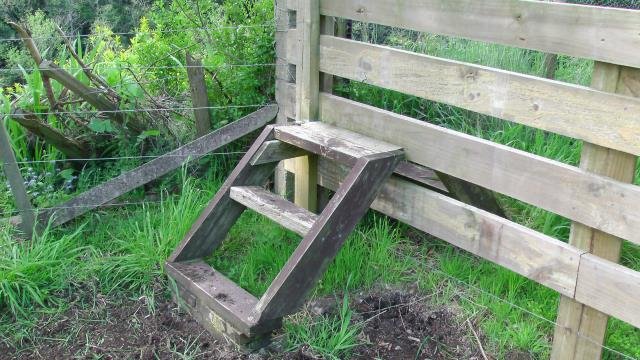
(551, 63), (640, 360)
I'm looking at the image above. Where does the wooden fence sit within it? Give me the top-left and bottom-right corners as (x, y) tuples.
(275, 1), (640, 359)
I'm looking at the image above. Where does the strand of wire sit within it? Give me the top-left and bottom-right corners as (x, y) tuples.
(10, 103), (275, 117)
(0, 199), (168, 218)
(0, 23), (279, 42)
(4, 151), (247, 166)
(0, 62), (287, 73)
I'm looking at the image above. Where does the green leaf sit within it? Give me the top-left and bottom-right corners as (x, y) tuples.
(88, 119), (115, 133)
(58, 169), (74, 180)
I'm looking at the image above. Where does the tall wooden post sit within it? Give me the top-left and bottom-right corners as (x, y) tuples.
(292, 0), (320, 212)
(551, 63), (640, 359)
(0, 118), (35, 238)
(185, 52), (212, 138)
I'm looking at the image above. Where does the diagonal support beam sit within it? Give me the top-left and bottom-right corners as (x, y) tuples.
(256, 149), (403, 320)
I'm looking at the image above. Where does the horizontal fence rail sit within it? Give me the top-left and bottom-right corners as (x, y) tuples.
(287, 0), (640, 68)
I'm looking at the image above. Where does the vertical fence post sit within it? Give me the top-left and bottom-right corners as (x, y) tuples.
(292, 0), (320, 212)
(185, 52), (212, 138)
(551, 63), (640, 359)
(0, 118), (35, 238)
(274, 0), (295, 199)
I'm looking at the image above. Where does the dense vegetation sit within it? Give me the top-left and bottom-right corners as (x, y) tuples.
(1, 0), (639, 359)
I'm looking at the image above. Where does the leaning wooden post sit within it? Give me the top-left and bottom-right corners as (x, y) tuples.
(185, 52), (212, 138)
(0, 118), (35, 238)
(292, 0), (320, 212)
(551, 63), (640, 359)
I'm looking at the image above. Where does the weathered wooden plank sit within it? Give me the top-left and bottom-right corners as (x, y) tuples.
(318, 93), (640, 246)
(10, 108), (90, 160)
(43, 106), (277, 227)
(39, 61), (144, 133)
(293, 0), (321, 212)
(573, 254), (640, 330)
(230, 186), (317, 236)
(0, 118), (35, 238)
(250, 140), (308, 166)
(169, 125), (278, 262)
(317, 36), (640, 156)
(551, 63), (639, 360)
(316, 157), (585, 297)
(185, 52), (212, 138)
(319, 0), (640, 68)
(166, 260), (280, 337)
(257, 150), (404, 320)
(275, 122), (402, 166)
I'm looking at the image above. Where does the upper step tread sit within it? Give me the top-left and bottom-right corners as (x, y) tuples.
(274, 122), (403, 164)
(230, 186), (317, 236)
(165, 260), (261, 334)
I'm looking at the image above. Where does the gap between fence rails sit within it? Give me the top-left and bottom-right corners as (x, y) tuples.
(0, 199), (168, 218)
(1, 151), (247, 166)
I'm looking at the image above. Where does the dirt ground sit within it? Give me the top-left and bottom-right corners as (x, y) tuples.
(1, 289), (493, 359)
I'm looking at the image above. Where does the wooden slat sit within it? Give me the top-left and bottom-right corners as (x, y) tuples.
(319, 0), (640, 68)
(0, 118), (35, 237)
(257, 150), (403, 320)
(275, 122), (402, 165)
(316, 157), (584, 297)
(318, 93), (640, 246)
(552, 63), (639, 359)
(574, 254), (640, 330)
(316, 36), (640, 156)
(43, 106), (277, 228)
(250, 140), (308, 166)
(230, 186), (317, 236)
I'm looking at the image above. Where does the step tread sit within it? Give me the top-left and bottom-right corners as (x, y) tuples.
(230, 186), (318, 236)
(165, 260), (262, 335)
(274, 122), (403, 165)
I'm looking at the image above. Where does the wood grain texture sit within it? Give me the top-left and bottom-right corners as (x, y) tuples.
(293, 0), (321, 212)
(230, 186), (318, 236)
(185, 52), (211, 138)
(574, 254), (640, 330)
(250, 140), (308, 166)
(0, 118), (35, 237)
(319, 0), (640, 68)
(317, 36), (640, 156)
(257, 151), (403, 320)
(44, 106), (275, 228)
(551, 63), (639, 360)
(319, 93), (640, 246)
(274, 121), (402, 166)
(316, 157), (584, 297)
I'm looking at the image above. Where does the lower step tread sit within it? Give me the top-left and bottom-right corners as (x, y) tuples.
(230, 186), (318, 236)
(166, 260), (267, 335)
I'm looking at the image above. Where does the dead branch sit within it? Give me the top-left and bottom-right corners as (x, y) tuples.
(8, 21), (57, 110)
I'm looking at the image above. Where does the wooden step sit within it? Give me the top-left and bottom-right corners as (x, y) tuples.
(165, 260), (280, 337)
(230, 186), (318, 236)
(274, 122), (403, 166)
